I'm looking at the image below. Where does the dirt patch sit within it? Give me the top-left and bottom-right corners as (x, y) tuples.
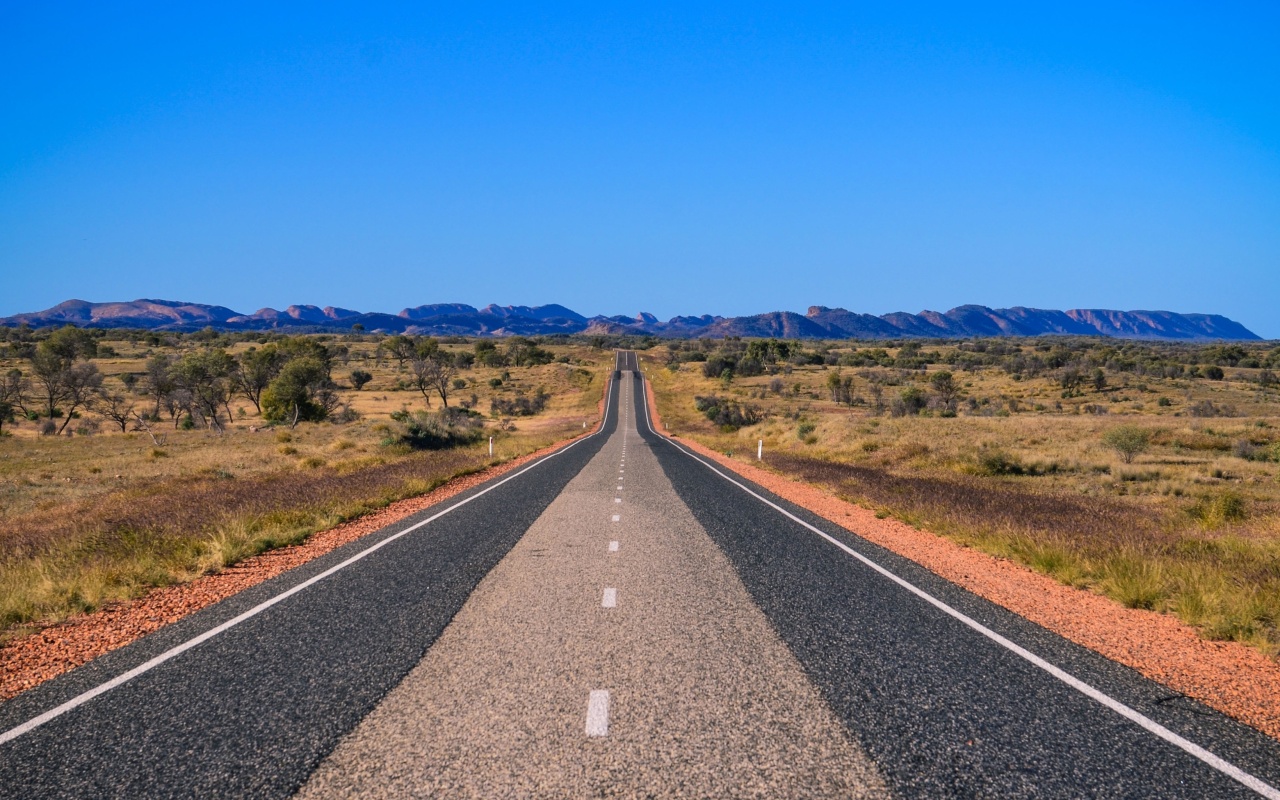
(644, 377), (1280, 741)
(0, 430), (597, 704)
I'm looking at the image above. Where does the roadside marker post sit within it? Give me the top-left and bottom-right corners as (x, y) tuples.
(758, 440), (763, 461)
(489, 436), (493, 457)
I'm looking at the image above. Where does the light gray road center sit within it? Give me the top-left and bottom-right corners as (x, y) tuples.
(298, 370), (888, 798)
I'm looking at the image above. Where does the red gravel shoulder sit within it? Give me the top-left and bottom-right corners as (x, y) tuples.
(645, 380), (1280, 741)
(0, 431), (595, 704)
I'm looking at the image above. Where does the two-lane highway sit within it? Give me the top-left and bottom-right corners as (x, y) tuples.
(2, 351), (1279, 798)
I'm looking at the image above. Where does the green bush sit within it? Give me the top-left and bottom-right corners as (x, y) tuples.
(393, 407), (485, 450)
(693, 395), (760, 430)
(977, 449), (1025, 476)
(1103, 425), (1151, 464)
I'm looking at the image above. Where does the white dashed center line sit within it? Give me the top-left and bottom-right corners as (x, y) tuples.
(586, 690), (610, 737)
(611, 514), (620, 522)
(614, 497), (621, 503)
(602, 588), (617, 608)
(608, 541), (619, 552)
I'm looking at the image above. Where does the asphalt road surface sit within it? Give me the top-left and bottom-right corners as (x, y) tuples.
(2, 351), (1279, 798)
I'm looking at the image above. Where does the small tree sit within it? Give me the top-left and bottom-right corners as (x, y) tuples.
(262, 357), (335, 426)
(233, 345), (283, 413)
(0, 369), (27, 434)
(142, 353), (176, 418)
(1092, 368), (1108, 393)
(1059, 366), (1084, 397)
(929, 371), (960, 411)
(349, 369), (373, 390)
(381, 335), (418, 369)
(29, 327), (98, 421)
(410, 354), (457, 407)
(91, 388), (135, 432)
(1103, 425), (1151, 464)
(55, 363), (103, 434)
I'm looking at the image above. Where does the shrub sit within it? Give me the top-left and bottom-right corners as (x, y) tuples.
(693, 395), (760, 430)
(1203, 366), (1225, 381)
(262, 357), (336, 424)
(1103, 425), (1151, 464)
(1190, 491), (1247, 528)
(349, 369), (373, 390)
(977, 449), (1025, 476)
(702, 357), (734, 379)
(890, 387), (927, 417)
(395, 407), (485, 450)
(1232, 440), (1260, 461)
(490, 389), (550, 417)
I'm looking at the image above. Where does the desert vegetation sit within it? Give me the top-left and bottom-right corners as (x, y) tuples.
(0, 326), (609, 641)
(648, 336), (1280, 656)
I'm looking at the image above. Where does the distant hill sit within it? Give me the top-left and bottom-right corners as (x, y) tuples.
(0, 299), (1261, 341)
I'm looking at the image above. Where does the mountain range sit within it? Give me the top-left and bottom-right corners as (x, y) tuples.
(0, 298), (1261, 341)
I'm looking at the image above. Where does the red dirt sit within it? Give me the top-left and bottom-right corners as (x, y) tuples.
(644, 377), (1280, 741)
(0, 427), (599, 703)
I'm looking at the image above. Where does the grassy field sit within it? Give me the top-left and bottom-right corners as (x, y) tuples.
(644, 338), (1280, 656)
(0, 334), (608, 642)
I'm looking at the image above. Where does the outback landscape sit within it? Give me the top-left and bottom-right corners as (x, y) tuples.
(3, 315), (1278, 665)
(644, 336), (1280, 656)
(0, 325), (608, 644)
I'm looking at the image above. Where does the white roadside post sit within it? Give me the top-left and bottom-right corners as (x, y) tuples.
(489, 436), (493, 457)
(758, 439), (763, 461)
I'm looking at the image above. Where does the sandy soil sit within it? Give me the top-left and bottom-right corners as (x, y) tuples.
(644, 375), (1280, 741)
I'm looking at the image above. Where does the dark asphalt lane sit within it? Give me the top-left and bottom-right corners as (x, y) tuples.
(632, 368), (1280, 799)
(0, 377), (619, 799)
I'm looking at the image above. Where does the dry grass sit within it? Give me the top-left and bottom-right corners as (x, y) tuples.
(0, 339), (609, 641)
(645, 341), (1280, 656)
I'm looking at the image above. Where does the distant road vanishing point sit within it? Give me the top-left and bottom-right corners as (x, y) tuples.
(2, 352), (1279, 798)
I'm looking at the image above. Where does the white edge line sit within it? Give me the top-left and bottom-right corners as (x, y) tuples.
(635, 372), (1280, 800)
(0, 373), (621, 748)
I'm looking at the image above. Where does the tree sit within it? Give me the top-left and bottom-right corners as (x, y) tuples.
(410, 353), (457, 407)
(142, 353), (176, 418)
(92, 389), (136, 433)
(233, 346), (283, 413)
(1103, 425), (1151, 464)
(171, 349), (235, 431)
(381, 335), (418, 369)
(28, 330), (102, 432)
(929, 371), (960, 411)
(826, 371), (855, 405)
(868, 383), (885, 416)
(505, 337), (553, 367)
(1092, 368), (1108, 393)
(261, 357), (337, 426)
(1059, 366), (1085, 397)
(0, 369), (27, 434)
(349, 369), (373, 390)
(40, 326), (98, 364)
(55, 363), (103, 434)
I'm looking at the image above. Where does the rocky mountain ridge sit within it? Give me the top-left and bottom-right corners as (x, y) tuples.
(0, 298), (1261, 340)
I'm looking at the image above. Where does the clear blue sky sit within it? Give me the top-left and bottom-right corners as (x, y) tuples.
(2, 3), (1278, 335)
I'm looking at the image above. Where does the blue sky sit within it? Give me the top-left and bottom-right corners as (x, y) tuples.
(2, 3), (1278, 335)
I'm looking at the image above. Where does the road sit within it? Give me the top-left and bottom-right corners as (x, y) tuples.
(2, 351), (1279, 798)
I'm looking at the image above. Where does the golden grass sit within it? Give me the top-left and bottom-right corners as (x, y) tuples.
(0, 340), (610, 641)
